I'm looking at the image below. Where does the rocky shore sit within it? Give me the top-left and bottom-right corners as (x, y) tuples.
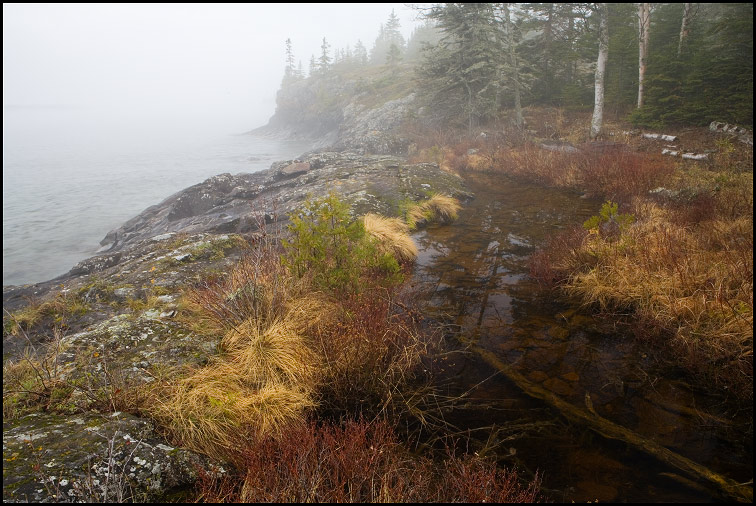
(2, 151), (469, 502)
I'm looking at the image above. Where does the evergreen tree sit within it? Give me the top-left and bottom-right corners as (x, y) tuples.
(604, 3), (639, 116)
(309, 54), (317, 77)
(318, 37), (332, 73)
(520, 3), (595, 106)
(405, 21), (443, 62)
(284, 38), (295, 78)
(386, 42), (402, 68)
(631, 3), (753, 126)
(354, 39), (368, 65)
(371, 9), (406, 64)
(418, 3), (505, 131)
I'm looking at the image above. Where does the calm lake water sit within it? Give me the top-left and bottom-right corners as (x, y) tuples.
(2, 107), (311, 286)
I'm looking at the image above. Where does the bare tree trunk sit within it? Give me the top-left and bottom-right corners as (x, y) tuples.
(637, 3), (650, 108)
(677, 3), (693, 57)
(505, 3), (523, 129)
(590, 3), (609, 140)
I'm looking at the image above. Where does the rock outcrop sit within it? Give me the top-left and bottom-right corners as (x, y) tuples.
(3, 152), (469, 502)
(253, 65), (418, 155)
(3, 412), (219, 502)
(98, 151), (469, 254)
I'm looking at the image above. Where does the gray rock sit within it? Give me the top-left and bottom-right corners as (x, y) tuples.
(709, 120), (753, 145)
(540, 142), (579, 153)
(97, 152), (470, 254)
(3, 412), (220, 502)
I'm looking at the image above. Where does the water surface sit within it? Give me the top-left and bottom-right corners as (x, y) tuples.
(3, 106), (310, 285)
(413, 172), (752, 502)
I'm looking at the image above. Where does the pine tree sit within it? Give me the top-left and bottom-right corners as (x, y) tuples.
(371, 9), (406, 64)
(418, 3), (504, 132)
(354, 40), (368, 65)
(309, 54), (317, 77)
(386, 42), (402, 68)
(284, 38), (295, 78)
(631, 3), (752, 126)
(405, 21), (442, 62)
(318, 37), (331, 73)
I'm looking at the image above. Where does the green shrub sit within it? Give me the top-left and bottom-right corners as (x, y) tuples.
(583, 201), (635, 238)
(282, 194), (402, 294)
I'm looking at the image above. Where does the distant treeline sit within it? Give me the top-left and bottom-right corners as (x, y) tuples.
(278, 3), (753, 130)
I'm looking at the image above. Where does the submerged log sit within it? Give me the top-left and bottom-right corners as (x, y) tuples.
(468, 343), (753, 503)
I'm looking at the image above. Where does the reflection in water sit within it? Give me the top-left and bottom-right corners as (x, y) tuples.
(413, 172), (751, 502)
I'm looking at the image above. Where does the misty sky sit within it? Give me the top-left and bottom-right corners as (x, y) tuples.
(3, 3), (420, 135)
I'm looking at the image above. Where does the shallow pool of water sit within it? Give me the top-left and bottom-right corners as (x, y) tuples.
(413, 172), (752, 502)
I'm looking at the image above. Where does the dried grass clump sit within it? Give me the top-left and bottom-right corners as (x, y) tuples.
(562, 200), (753, 396)
(224, 319), (319, 386)
(178, 252), (296, 336)
(405, 194), (462, 230)
(363, 213), (418, 263)
(151, 365), (315, 462)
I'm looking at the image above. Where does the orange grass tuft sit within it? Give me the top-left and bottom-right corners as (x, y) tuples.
(363, 213), (418, 263)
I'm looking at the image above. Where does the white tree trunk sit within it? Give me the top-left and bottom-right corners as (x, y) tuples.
(505, 3), (523, 128)
(637, 3), (650, 108)
(590, 4), (609, 140)
(677, 3), (693, 57)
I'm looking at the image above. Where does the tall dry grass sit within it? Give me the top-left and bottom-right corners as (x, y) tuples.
(363, 213), (418, 263)
(562, 199), (753, 398)
(151, 366), (315, 462)
(150, 209), (446, 463)
(405, 194), (462, 230)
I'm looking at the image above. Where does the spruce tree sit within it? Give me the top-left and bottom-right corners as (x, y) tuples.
(284, 38), (295, 78)
(354, 40), (368, 65)
(318, 37), (332, 73)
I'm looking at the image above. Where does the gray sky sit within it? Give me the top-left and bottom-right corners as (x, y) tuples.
(3, 3), (420, 134)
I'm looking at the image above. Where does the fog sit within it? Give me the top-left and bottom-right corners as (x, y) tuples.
(3, 3), (420, 138)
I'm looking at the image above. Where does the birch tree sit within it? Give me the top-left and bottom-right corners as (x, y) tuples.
(590, 3), (609, 140)
(503, 3), (523, 128)
(677, 3), (693, 57)
(637, 3), (650, 108)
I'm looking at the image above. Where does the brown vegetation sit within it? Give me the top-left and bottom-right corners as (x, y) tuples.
(363, 213), (418, 262)
(404, 193), (462, 230)
(145, 202), (540, 500)
(196, 418), (541, 503)
(408, 110), (753, 403)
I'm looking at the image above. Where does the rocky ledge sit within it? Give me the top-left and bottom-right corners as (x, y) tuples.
(98, 151), (468, 253)
(2, 152), (469, 502)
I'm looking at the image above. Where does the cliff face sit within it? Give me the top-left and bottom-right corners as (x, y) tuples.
(256, 64), (419, 155)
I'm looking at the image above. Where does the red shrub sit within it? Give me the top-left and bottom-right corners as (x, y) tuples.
(195, 418), (541, 503)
